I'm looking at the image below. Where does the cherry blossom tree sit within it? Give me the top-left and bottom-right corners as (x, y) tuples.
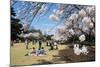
(50, 4), (95, 44)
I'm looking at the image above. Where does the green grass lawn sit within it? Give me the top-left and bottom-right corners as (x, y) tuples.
(11, 42), (68, 66)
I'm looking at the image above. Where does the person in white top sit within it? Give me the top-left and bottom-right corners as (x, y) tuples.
(81, 45), (89, 55)
(53, 41), (58, 49)
(73, 44), (81, 55)
(73, 44), (89, 55)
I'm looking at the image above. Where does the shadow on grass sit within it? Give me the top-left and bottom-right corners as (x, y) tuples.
(36, 59), (53, 64)
(55, 46), (95, 63)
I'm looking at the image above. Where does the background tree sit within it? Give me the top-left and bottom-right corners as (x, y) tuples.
(11, 7), (23, 46)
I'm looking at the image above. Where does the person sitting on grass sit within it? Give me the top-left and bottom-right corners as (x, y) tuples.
(25, 47), (36, 56)
(40, 47), (46, 55)
(36, 48), (41, 56)
(36, 47), (46, 56)
(31, 47), (36, 56)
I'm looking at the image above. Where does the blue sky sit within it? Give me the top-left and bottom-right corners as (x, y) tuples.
(12, 1), (60, 35)
(30, 3), (59, 35)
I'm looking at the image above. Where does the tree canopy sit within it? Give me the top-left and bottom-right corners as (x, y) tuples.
(11, 7), (23, 41)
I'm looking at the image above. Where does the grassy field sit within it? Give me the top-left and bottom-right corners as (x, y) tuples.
(11, 42), (95, 66)
(11, 42), (68, 66)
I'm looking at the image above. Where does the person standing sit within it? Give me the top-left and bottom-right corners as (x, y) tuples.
(54, 41), (58, 49)
(25, 39), (29, 49)
(32, 39), (34, 45)
(46, 41), (48, 46)
(49, 41), (54, 50)
(39, 40), (42, 49)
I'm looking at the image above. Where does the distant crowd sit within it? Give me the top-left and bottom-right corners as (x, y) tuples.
(24, 39), (59, 56)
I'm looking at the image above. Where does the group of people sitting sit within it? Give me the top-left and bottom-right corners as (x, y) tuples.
(73, 44), (89, 55)
(26, 47), (46, 56)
